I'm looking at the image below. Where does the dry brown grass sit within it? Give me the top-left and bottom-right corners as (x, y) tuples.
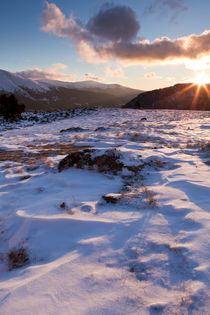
(102, 185), (158, 209)
(142, 186), (158, 208)
(153, 159), (165, 168)
(0, 143), (90, 168)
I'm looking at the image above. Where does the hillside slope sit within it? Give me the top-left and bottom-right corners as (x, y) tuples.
(124, 83), (210, 110)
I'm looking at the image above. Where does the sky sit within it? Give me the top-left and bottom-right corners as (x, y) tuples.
(0, 0), (210, 90)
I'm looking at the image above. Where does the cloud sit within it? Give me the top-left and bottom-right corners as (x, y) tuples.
(144, 0), (187, 22)
(18, 64), (77, 81)
(144, 72), (161, 79)
(166, 76), (176, 82)
(83, 73), (103, 81)
(86, 4), (140, 42)
(18, 66), (104, 83)
(41, 2), (139, 43)
(96, 30), (210, 64)
(104, 66), (125, 78)
(41, 2), (210, 66)
(77, 40), (110, 64)
(41, 1), (92, 42)
(50, 63), (68, 70)
(184, 56), (210, 71)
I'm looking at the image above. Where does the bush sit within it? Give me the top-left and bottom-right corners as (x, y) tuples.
(0, 94), (25, 121)
(7, 247), (29, 270)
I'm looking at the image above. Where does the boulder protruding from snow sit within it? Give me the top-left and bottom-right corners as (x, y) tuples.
(58, 148), (124, 174)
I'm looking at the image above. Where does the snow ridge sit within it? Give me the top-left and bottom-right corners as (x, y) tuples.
(0, 69), (129, 94)
(0, 69), (49, 93)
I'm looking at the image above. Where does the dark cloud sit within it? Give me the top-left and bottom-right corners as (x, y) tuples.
(144, 0), (187, 22)
(41, 2), (139, 44)
(86, 5), (140, 42)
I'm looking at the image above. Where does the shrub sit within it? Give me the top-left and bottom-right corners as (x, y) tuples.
(7, 247), (29, 270)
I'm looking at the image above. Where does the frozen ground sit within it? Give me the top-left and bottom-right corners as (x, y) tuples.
(0, 108), (96, 132)
(0, 109), (209, 314)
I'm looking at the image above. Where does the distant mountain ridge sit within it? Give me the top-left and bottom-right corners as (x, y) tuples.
(0, 69), (142, 111)
(0, 69), (48, 94)
(124, 83), (210, 111)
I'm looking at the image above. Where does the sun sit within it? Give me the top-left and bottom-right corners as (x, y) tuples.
(192, 73), (209, 86)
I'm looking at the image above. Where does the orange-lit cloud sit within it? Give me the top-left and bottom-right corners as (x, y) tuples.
(41, 2), (210, 66)
(50, 63), (68, 70)
(185, 56), (210, 71)
(77, 41), (110, 64)
(18, 64), (77, 81)
(104, 66), (125, 78)
(98, 31), (210, 64)
(83, 73), (103, 81)
(144, 72), (161, 79)
(41, 2), (92, 42)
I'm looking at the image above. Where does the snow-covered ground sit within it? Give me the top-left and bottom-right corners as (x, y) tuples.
(0, 108), (97, 132)
(0, 109), (209, 314)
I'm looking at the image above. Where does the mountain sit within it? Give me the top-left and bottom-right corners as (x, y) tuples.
(0, 69), (48, 93)
(124, 83), (210, 111)
(0, 69), (142, 111)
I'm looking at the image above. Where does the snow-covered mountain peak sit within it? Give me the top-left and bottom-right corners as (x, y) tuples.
(0, 69), (134, 93)
(36, 78), (128, 90)
(0, 69), (48, 93)
(0, 69), (141, 110)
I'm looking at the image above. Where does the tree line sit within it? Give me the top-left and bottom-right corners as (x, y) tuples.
(0, 94), (25, 121)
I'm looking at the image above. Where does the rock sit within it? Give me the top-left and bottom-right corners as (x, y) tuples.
(94, 127), (107, 132)
(93, 150), (124, 174)
(60, 127), (88, 133)
(200, 141), (210, 154)
(60, 202), (67, 209)
(102, 194), (119, 204)
(58, 149), (94, 172)
(129, 266), (135, 273)
(58, 148), (124, 175)
(150, 303), (165, 312)
(19, 175), (31, 181)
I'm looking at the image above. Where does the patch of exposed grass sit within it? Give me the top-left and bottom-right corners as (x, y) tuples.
(0, 143), (90, 169)
(142, 186), (158, 208)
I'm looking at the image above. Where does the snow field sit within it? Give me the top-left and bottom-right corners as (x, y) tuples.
(0, 109), (209, 314)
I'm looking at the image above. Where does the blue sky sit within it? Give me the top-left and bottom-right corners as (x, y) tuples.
(1, 0), (210, 89)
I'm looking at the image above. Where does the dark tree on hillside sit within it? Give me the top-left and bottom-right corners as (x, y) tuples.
(0, 94), (25, 121)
